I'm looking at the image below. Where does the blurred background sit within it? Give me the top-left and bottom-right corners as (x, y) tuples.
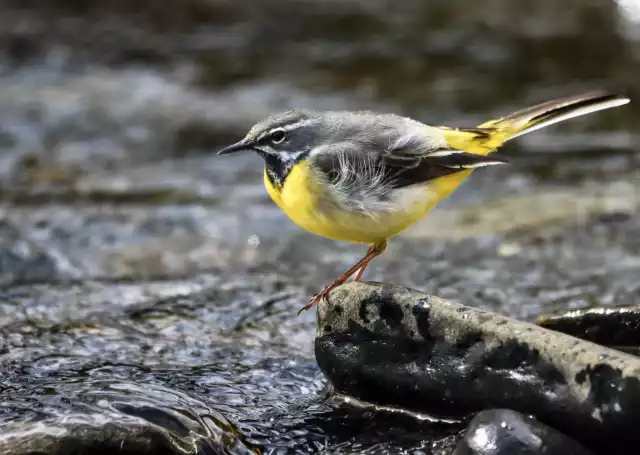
(0, 1), (639, 453)
(1, 0), (638, 312)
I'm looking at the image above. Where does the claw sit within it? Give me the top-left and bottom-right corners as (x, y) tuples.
(297, 296), (319, 315)
(296, 240), (388, 316)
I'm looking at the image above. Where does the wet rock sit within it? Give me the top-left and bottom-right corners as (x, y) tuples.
(535, 307), (640, 352)
(315, 281), (640, 452)
(453, 409), (591, 455)
(0, 421), (178, 455)
(0, 402), (256, 455)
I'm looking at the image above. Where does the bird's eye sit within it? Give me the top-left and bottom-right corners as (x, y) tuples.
(270, 129), (286, 144)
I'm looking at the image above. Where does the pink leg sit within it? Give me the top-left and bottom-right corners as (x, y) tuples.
(297, 242), (386, 315)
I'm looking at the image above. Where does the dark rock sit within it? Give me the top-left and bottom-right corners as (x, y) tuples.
(0, 422), (182, 455)
(535, 307), (640, 349)
(315, 281), (640, 452)
(453, 409), (592, 455)
(0, 412), (255, 455)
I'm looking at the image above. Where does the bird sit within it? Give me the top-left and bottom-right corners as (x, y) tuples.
(217, 90), (630, 314)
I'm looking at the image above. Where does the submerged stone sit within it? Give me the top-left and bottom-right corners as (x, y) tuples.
(0, 412), (256, 455)
(452, 409), (591, 455)
(315, 281), (640, 452)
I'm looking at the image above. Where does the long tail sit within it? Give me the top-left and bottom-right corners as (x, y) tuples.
(442, 90), (630, 155)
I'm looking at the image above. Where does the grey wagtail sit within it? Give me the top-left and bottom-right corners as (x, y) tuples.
(218, 90), (630, 314)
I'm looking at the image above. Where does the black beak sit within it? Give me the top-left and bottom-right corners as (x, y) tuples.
(217, 140), (251, 155)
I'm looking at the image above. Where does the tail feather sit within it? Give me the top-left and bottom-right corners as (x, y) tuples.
(479, 90), (630, 141)
(442, 90), (630, 155)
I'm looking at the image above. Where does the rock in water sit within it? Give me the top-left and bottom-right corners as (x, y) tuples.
(452, 409), (591, 455)
(0, 418), (254, 455)
(314, 281), (640, 452)
(535, 307), (640, 352)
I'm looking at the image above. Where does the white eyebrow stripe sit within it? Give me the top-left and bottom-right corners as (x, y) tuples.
(255, 119), (318, 142)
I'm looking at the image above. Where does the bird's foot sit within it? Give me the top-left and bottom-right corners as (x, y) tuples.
(297, 286), (333, 315)
(296, 241), (388, 316)
(297, 295), (321, 315)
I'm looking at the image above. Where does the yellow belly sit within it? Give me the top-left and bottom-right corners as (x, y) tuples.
(263, 161), (473, 244)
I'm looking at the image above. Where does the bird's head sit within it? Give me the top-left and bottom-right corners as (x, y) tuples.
(217, 109), (327, 188)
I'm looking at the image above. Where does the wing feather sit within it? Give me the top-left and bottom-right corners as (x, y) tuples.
(381, 129), (509, 188)
(311, 126), (508, 212)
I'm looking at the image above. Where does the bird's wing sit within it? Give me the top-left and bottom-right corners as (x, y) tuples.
(313, 128), (509, 192)
(382, 128), (510, 188)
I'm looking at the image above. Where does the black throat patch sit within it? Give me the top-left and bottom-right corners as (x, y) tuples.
(262, 151), (310, 188)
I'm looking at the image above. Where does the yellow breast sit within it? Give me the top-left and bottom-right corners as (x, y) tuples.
(263, 160), (475, 245)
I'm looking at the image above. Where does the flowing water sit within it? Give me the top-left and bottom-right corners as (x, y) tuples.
(1, 0), (639, 453)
